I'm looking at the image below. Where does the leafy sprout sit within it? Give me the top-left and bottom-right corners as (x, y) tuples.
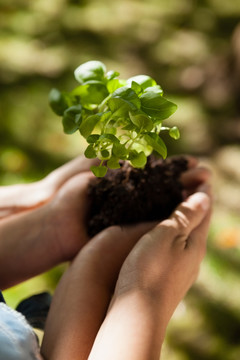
(49, 60), (180, 177)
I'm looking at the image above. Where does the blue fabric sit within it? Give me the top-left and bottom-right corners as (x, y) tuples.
(0, 303), (43, 360)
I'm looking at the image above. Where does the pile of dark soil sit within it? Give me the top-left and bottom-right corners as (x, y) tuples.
(87, 156), (188, 237)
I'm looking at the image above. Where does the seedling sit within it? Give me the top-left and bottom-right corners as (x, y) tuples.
(49, 60), (180, 177)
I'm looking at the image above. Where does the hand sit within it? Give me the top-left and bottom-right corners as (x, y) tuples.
(48, 155), (211, 261)
(0, 157), (98, 288)
(44, 170), (96, 261)
(86, 187), (212, 360)
(115, 185), (211, 300)
(42, 158), (212, 360)
(0, 156), (98, 219)
(41, 221), (156, 360)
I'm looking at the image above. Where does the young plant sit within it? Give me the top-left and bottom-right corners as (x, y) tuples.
(49, 60), (180, 177)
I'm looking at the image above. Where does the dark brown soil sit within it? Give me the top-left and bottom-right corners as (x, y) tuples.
(87, 156), (188, 237)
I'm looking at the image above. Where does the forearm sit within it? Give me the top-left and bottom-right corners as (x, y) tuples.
(41, 224), (156, 360)
(41, 250), (114, 360)
(88, 290), (167, 360)
(0, 205), (61, 289)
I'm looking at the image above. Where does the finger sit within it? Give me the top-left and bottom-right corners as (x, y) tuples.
(181, 166), (212, 188)
(197, 182), (213, 199)
(187, 182), (212, 256)
(189, 205), (212, 260)
(170, 191), (210, 236)
(0, 158), (100, 216)
(186, 155), (198, 168)
(151, 192), (211, 248)
(44, 155), (100, 190)
(169, 154), (198, 169)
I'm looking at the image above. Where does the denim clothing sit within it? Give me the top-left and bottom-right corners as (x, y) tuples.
(0, 292), (52, 360)
(0, 303), (43, 360)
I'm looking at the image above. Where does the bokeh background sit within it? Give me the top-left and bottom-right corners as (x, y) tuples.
(1, 0), (240, 359)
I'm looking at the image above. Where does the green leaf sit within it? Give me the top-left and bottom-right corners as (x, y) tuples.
(105, 125), (117, 135)
(143, 132), (167, 159)
(140, 92), (177, 120)
(90, 165), (108, 177)
(127, 75), (156, 90)
(74, 60), (106, 84)
(72, 81), (108, 107)
(101, 149), (110, 158)
(62, 105), (82, 134)
(107, 156), (120, 169)
(87, 134), (100, 143)
(128, 151), (147, 168)
(129, 111), (153, 131)
(107, 79), (123, 93)
(143, 85), (163, 95)
(169, 126), (180, 140)
(130, 81), (143, 95)
(101, 111), (112, 122)
(99, 134), (119, 144)
(84, 144), (97, 158)
(108, 87), (141, 117)
(79, 113), (102, 138)
(112, 143), (128, 159)
(112, 87), (141, 108)
(106, 70), (120, 80)
(121, 123), (136, 131)
(49, 88), (69, 116)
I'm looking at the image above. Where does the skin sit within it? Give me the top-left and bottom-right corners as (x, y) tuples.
(0, 154), (212, 359)
(89, 189), (211, 360)
(0, 156), (99, 219)
(0, 155), (210, 289)
(0, 157), (99, 289)
(41, 158), (212, 360)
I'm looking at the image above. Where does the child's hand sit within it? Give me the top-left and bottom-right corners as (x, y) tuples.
(114, 186), (211, 309)
(88, 174), (212, 360)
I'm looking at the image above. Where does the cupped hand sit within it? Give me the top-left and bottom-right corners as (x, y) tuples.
(42, 156), (212, 360)
(113, 183), (212, 322)
(45, 170), (96, 261)
(180, 155), (212, 197)
(0, 156), (98, 219)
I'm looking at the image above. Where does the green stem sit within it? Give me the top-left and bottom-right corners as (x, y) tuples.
(98, 94), (112, 112)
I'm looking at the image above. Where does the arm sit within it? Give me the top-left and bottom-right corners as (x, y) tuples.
(0, 171), (93, 289)
(88, 187), (212, 360)
(41, 223), (155, 360)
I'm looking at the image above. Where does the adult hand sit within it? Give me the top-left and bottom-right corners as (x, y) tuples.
(0, 156), (98, 219)
(0, 157), (98, 288)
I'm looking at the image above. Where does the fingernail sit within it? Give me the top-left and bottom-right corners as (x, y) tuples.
(188, 192), (210, 211)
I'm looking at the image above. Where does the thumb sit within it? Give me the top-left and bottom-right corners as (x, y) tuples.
(168, 192), (211, 238)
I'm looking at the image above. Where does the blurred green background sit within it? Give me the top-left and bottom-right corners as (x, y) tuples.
(1, 0), (240, 358)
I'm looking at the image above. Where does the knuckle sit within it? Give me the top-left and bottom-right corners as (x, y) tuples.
(156, 218), (189, 241)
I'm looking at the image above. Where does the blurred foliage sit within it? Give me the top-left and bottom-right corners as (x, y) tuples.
(1, 0), (240, 359)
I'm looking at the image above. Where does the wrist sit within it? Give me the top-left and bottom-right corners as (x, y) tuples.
(114, 288), (168, 335)
(114, 283), (175, 332)
(90, 289), (166, 360)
